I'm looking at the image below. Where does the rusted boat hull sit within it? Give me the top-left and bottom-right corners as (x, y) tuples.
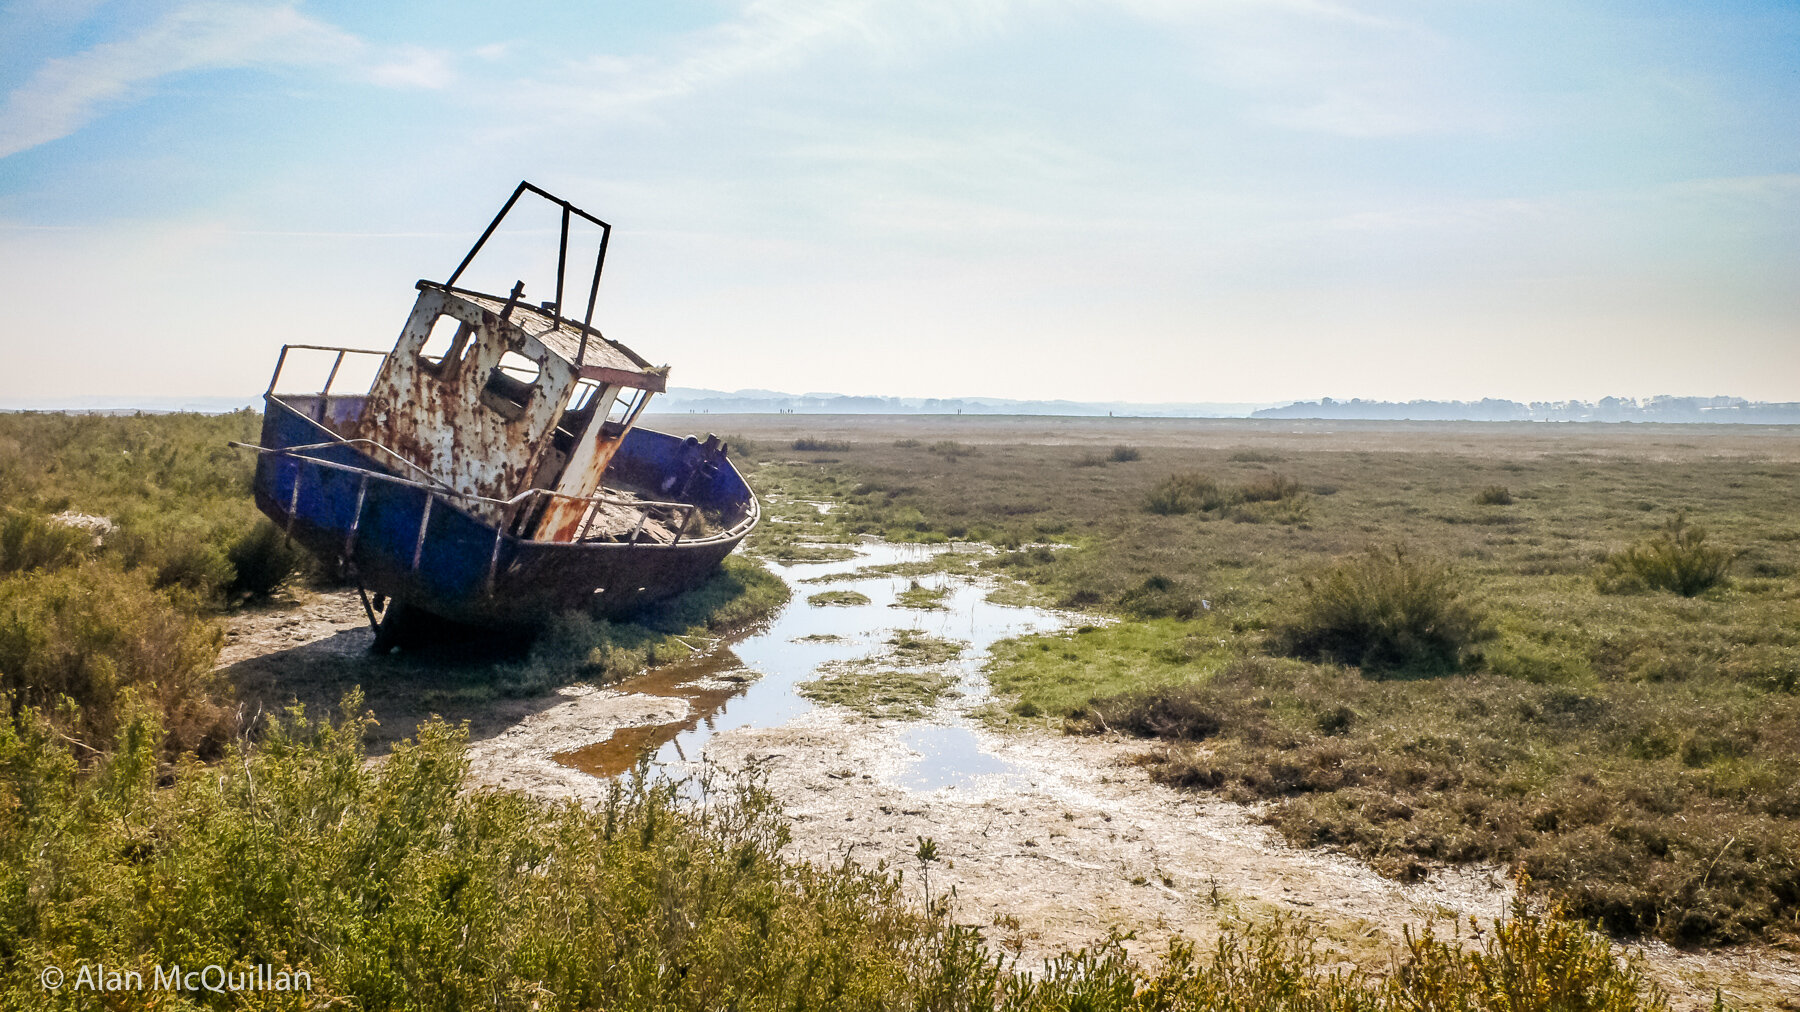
(252, 395), (756, 628)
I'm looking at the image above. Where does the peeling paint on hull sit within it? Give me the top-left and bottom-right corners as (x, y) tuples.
(252, 396), (756, 628)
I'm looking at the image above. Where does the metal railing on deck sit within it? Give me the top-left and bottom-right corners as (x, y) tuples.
(230, 441), (757, 597)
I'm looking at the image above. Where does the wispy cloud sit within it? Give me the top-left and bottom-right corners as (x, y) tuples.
(518, 0), (1037, 118)
(369, 45), (456, 90)
(0, 2), (451, 159)
(505, 0), (1490, 145)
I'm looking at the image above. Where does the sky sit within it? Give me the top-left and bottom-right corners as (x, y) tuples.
(0, 0), (1796, 406)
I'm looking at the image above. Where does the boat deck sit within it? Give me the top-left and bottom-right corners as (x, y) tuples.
(577, 492), (681, 544)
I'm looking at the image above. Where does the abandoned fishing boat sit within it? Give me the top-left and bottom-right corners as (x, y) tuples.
(237, 182), (758, 647)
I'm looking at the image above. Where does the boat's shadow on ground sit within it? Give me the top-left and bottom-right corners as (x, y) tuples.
(221, 624), (575, 757)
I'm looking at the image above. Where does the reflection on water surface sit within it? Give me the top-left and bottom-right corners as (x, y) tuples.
(553, 540), (1071, 783)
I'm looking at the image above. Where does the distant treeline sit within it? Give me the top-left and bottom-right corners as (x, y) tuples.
(651, 388), (1270, 417)
(1253, 395), (1800, 423)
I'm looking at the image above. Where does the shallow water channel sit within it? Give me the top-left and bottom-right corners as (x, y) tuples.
(553, 539), (1074, 787)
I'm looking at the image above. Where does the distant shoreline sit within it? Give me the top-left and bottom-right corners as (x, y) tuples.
(5, 392), (1798, 425)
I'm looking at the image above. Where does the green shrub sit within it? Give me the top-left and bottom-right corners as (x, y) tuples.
(1239, 472), (1302, 502)
(0, 511), (93, 575)
(1107, 445), (1141, 462)
(1394, 894), (1667, 1011)
(227, 520), (304, 599)
(1273, 546), (1492, 673)
(792, 437), (849, 452)
(1144, 472), (1229, 515)
(0, 565), (227, 755)
(1227, 448), (1283, 463)
(113, 509), (237, 597)
(1597, 514), (1735, 597)
(927, 440), (978, 458)
(0, 699), (1673, 1011)
(1475, 485), (1514, 505)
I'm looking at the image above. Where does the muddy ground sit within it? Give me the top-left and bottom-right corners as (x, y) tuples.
(220, 579), (1799, 1010)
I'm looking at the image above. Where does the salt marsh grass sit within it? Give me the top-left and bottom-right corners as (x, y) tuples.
(739, 419), (1800, 945)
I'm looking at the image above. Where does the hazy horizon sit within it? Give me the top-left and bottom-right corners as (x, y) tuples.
(3, 2), (1796, 404)
(5, 387), (1797, 423)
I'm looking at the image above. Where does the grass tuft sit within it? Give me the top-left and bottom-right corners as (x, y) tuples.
(1117, 574), (1207, 619)
(1475, 485), (1514, 506)
(1144, 472), (1228, 515)
(892, 580), (950, 610)
(1597, 514), (1735, 597)
(1108, 445), (1142, 462)
(1272, 546), (1492, 674)
(927, 440), (979, 459)
(792, 436), (850, 452)
(1239, 472), (1302, 503)
(1069, 686), (1222, 740)
(1227, 448), (1284, 463)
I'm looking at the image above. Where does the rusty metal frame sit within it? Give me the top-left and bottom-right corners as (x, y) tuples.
(443, 181), (613, 366)
(266, 345), (389, 397)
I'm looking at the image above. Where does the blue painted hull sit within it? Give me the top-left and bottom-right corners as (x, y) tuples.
(252, 396), (757, 628)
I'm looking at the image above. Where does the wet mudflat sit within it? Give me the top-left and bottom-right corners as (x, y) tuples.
(457, 535), (1521, 968)
(550, 539), (1069, 784)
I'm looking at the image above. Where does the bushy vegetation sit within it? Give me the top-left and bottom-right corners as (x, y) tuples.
(0, 511), (93, 575)
(0, 564), (229, 757)
(225, 519), (305, 598)
(1145, 472), (1229, 515)
(1227, 448), (1283, 463)
(1239, 472), (1302, 503)
(791, 436), (850, 452)
(0, 413), (271, 751)
(1272, 546), (1493, 674)
(1108, 445), (1142, 462)
(0, 410), (272, 600)
(0, 698), (1672, 1011)
(1598, 514), (1735, 597)
(1475, 484), (1514, 505)
(1145, 471), (1302, 516)
(927, 440), (980, 458)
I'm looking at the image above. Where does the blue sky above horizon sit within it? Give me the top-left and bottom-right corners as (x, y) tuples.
(1, 0), (1796, 405)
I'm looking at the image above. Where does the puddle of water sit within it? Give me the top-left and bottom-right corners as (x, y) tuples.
(552, 539), (1072, 782)
(893, 725), (1030, 792)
